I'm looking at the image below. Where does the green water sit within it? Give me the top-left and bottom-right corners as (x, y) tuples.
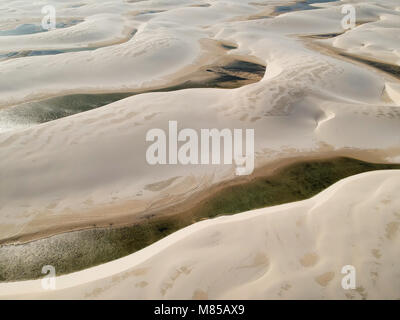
(0, 60), (266, 132)
(339, 53), (400, 79)
(1, 157), (399, 282)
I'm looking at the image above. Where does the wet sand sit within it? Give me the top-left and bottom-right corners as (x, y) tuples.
(1, 153), (400, 281)
(303, 37), (400, 82)
(2, 147), (397, 247)
(0, 40), (265, 131)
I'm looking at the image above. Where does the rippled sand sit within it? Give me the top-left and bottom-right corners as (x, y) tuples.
(0, 0), (400, 299)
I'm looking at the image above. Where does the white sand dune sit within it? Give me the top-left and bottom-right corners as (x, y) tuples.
(0, 0), (400, 299)
(318, 1), (400, 65)
(0, 13), (131, 53)
(1, 0), (400, 244)
(1, 170), (399, 299)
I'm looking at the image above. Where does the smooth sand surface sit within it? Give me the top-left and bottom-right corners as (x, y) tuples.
(0, 0), (400, 298)
(1, 170), (399, 299)
(1, 0), (400, 245)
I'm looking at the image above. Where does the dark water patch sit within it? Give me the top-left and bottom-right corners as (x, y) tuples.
(1, 157), (399, 281)
(0, 24), (43, 36)
(202, 60), (266, 88)
(0, 51), (24, 60)
(189, 3), (211, 7)
(0, 92), (134, 131)
(248, 15), (271, 20)
(0, 47), (96, 61)
(136, 10), (165, 15)
(0, 20), (83, 36)
(221, 43), (237, 50)
(307, 32), (342, 39)
(275, 0), (336, 13)
(69, 3), (86, 8)
(0, 30), (137, 62)
(339, 52), (400, 79)
(0, 59), (265, 131)
(222, 60), (266, 75)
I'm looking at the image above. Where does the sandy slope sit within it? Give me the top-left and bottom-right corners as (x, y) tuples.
(1, 170), (399, 299)
(1, 0), (400, 244)
(319, 0), (400, 65)
(0, 0), (400, 300)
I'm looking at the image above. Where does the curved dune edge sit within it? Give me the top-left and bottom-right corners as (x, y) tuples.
(0, 149), (396, 247)
(1, 0), (400, 255)
(1, 156), (399, 283)
(1, 0), (400, 299)
(1, 170), (399, 299)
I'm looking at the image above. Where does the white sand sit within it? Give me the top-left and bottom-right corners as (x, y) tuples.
(1, 170), (399, 299)
(0, 13), (132, 53)
(1, 0), (400, 243)
(318, 0), (400, 65)
(0, 0), (400, 299)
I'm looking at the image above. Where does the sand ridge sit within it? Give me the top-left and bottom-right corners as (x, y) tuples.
(0, 0), (400, 298)
(1, 170), (399, 299)
(1, 0), (400, 245)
